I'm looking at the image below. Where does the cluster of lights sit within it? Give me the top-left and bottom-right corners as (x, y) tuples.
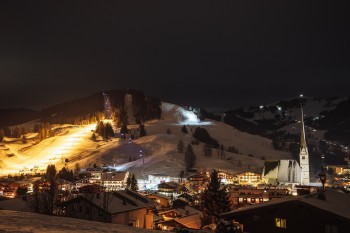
(1, 124), (96, 175)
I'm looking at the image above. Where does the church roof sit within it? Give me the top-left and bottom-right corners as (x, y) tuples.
(300, 106), (308, 153)
(263, 161), (279, 175)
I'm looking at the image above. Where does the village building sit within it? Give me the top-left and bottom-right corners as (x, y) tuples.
(101, 171), (129, 191)
(222, 189), (350, 233)
(237, 172), (262, 186)
(58, 189), (157, 229)
(156, 206), (202, 231)
(229, 187), (290, 207)
(146, 193), (171, 208)
(157, 182), (179, 197)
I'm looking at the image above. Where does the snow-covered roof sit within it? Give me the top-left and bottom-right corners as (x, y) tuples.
(60, 189), (157, 214)
(174, 213), (202, 229)
(0, 210), (157, 232)
(222, 189), (350, 220)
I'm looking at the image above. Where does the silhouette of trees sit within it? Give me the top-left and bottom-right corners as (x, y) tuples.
(57, 167), (74, 182)
(0, 129), (4, 142)
(201, 170), (232, 226)
(184, 144), (196, 171)
(139, 124), (147, 137)
(177, 140), (184, 153)
(203, 144), (212, 157)
(193, 127), (219, 148)
(181, 125), (188, 134)
(120, 122), (128, 134)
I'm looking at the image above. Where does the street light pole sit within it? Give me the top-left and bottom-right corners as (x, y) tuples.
(140, 150), (144, 164)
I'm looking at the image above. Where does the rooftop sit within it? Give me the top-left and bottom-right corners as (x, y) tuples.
(222, 189), (350, 220)
(0, 210), (157, 232)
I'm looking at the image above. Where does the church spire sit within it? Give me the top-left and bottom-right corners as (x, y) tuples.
(299, 94), (310, 185)
(300, 106), (308, 154)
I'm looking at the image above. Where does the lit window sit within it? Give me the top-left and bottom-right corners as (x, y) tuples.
(275, 218), (287, 228)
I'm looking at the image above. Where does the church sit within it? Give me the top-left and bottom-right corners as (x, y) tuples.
(262, 107), (310, 186)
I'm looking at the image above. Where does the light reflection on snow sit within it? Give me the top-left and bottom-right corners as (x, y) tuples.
(1, 124), (96, 176)
(162, 102), (213, 125)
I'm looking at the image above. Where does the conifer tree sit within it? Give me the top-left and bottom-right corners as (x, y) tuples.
(0, 129), (4, 142)
(57, 167), (74, 181)
(177, 140), (184, 153)
(203, 144), (212, 157)
(91, 133), (97, 141)
(3, 126), (11, 137)
(12, 126), (21, 138)
(126, 175), (131, 188)
(21, 135), (27, 144)
(201, 170), (232, 226)
(21, 127), (27, 135)
(181, 125), (188, 134)
(120, 123), (128, 134)
(105, 123), (114, 138)
(45, 164), (57, 215)
(139, 124), (146, 137)
(131, 174), (138, 191)
(184, 144), (196, 171)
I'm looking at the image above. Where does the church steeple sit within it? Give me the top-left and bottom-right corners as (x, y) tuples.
(299, 95), (310, 186)
(300, 107), (308, 154)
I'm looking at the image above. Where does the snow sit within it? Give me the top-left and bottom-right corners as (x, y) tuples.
(0, 210), (157, 233)
(1, 102), (293, 181)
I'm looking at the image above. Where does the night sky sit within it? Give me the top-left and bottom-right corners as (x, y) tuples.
(0, 1), (349, 111)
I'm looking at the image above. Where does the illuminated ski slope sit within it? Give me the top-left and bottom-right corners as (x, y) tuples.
(0, 124), (96, 176)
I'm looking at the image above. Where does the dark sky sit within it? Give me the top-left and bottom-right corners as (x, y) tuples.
(0, 1), (349, 111)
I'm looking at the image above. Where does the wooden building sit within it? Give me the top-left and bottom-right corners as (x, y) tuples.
(58, 189), (157, 229)
(222, 189), (350, 233)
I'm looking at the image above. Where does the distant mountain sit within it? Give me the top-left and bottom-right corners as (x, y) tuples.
(0, 108), (39, 128)
(222, 96), (350, 165)
(0, 89), (162, 127)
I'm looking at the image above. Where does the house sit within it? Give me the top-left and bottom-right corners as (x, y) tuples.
(327, 165), (350, 175)
(157, 213), (202, 230)
(229, 187), (289, 207)
(101, 171), (129, 191)
(157, 206), (203, 231)
(221, 189), (350, 233)
(237, 172), (262, 186)
(157, 182), (179, 197)
(172, 198), (188, 209)
(218, 171), (237, 184)
(83, 167), (104, 181)
(0, 182), (20, 198)
(58, 189), (157, 229)
(178, 193), (193, 203)
(146, 193), (171, 208)
(0, 209), (160, 233)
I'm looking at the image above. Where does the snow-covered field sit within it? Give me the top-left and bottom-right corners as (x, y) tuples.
(0, 102), (292, 178)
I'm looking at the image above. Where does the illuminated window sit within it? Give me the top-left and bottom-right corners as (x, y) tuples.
(275, 218), (287, 228)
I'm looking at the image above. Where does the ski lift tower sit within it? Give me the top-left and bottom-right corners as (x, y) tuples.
(103, 92), (112, 120)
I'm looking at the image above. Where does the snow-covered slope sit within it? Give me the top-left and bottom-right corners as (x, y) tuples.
(0, 102), (293, 178)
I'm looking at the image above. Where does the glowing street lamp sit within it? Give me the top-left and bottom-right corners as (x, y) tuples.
(140, 150), (144, 164)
